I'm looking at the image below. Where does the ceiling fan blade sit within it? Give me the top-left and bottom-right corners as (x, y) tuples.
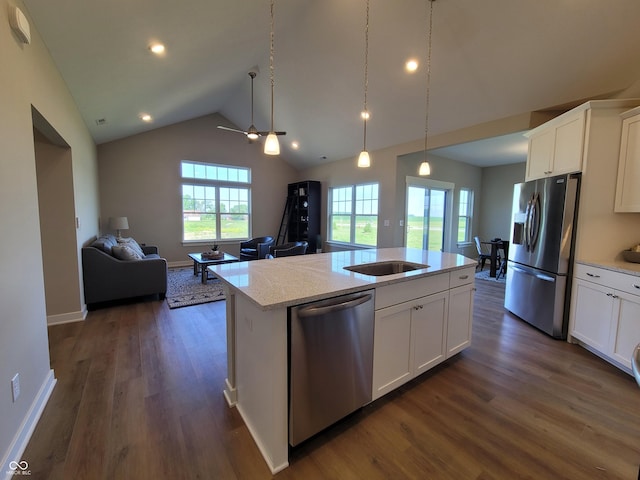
(217, 125), (247, 135)
(257, 131), (287, 136)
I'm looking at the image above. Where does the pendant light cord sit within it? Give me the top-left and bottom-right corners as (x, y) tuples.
(362, 0), (369, 151)
(423, 0), (434, 163)
(270, 0), (275, 132)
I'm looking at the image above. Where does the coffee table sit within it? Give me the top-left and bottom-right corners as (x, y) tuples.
(188, 252), (239, 284)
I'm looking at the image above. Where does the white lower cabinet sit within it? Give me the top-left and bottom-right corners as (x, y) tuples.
(570, 278), (614, 353)
(570, 263), (640, 372)
(447, 283), (474, 357)
(372, 269), (474, 401)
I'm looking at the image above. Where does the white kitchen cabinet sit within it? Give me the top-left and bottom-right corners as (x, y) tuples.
(570, 277), (614, 353)
(412, 291), (448, 376)
(372, 268), (475, 400)
(614, 106), (640, 212)
(610, 289), (640, 370)
(569, 263), (640, 372)
(447, 283), (474, 357)
(372, 300), (413, 399)
(372, 291), (448, 400)
(525, 109), (585, 181)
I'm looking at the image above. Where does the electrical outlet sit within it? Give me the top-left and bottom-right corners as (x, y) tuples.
(11, 373), (20, 402)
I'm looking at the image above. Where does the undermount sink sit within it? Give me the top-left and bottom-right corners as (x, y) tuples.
(344, 260), (430, 276)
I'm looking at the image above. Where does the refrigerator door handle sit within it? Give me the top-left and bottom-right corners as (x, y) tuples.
(510, 265), (555, 282)
(527, 192), (540, 252)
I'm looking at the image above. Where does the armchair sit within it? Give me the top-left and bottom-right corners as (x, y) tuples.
(240, 236), (275, 261)
(269, 241), (308, 258)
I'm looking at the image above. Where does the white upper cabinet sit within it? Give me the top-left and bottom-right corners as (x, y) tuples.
(615, 106), (640, 212)
(525, 109), (586, 181)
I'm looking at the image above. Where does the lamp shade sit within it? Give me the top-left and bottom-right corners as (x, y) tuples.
(418, 161), (431, 176)
(357, 150), (371, 168)
(109, 216), (129, 230)
(264, 133), (280, 155)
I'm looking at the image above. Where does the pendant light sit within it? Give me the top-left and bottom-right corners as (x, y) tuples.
(419, 0), (436, 176)
(357, 0), (371, 168)
(264, 0), (280, 155)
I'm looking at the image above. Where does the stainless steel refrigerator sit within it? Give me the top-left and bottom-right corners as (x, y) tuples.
(504, 173), (580, 339)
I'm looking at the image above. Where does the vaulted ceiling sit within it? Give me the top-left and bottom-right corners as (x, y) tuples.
(22, 0), (640, 169)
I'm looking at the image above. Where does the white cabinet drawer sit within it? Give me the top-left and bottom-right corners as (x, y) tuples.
(449, 267), (475, 288)
(575, 263), (640, 297)
(375, 273), (449, 310)
(574, 264), (618, 287)
(611, 273), (640, 297)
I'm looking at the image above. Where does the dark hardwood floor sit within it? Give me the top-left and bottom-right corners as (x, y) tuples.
(22, 279), (640, 479)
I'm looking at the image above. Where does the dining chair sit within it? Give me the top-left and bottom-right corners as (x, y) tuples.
(474, 236), (493, 271)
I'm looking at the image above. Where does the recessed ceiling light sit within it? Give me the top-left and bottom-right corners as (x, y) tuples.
(139, 113), (153, 122)
(405, 59), (419, 72)
(291, 141), (299, 150)
(149, 43), (165, 55)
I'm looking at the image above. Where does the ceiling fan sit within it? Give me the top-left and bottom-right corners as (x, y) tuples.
(217, 71), (286, 141)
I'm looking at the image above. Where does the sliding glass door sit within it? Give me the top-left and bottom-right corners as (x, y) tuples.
(405, 177), (454, 252)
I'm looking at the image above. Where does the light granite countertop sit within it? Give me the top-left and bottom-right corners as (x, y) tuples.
(577, 259), (640, 277)
(209, 247), (475, 310)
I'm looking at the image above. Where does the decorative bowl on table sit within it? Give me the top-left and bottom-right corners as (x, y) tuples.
(622, 249), (640, 263)
(202, 250), (223, 260)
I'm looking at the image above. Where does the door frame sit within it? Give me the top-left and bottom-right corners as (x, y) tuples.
(404, 176), (455, 251)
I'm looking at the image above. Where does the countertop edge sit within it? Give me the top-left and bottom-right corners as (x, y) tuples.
(216, 260), (475, 311)
(576, 259), (640, 277)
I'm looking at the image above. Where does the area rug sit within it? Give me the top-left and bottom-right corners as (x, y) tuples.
(165, 267), (225, 309)
(475, 269), (506, 284)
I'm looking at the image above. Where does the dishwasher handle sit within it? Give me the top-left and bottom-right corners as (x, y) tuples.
(297, 293), (373, 318)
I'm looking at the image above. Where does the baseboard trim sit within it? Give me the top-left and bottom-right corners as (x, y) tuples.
(1, 369), (56, 480)
(47, 308), (86, 325)
(168, 260), (192, 268)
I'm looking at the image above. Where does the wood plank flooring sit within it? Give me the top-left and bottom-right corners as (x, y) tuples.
(22, 279), (640, 479)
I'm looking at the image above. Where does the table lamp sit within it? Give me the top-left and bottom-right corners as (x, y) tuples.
(109, 216), (129, 239)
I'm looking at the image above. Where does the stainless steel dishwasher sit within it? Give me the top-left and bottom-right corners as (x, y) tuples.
(289, 289), (375, 446)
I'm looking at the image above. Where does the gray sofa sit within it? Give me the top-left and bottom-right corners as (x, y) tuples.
(82, 234), (167, 308)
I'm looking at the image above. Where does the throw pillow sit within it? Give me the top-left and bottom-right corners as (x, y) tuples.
(112, 244), (143, 261)
(117, 237), (145, 257)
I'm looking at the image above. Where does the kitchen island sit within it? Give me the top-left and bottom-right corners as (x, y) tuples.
(209, 247), (476, 473)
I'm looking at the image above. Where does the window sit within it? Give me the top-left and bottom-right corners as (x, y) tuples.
(329, 183), (379, 246)
(181, 161), (250, 242)
(457, 188), (474, 244)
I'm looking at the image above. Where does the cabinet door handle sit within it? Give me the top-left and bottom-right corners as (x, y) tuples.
(459, 275), (469, 280)
(413, 305), (424, 310)
(586, 272), (601, 278)
(633, 284), (640, 290)
(606, 293), (619, 298)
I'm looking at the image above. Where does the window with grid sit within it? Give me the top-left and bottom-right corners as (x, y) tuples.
(181, 161), (251, 242)
(329, 183), (379, 246)
(457, 188), (474, 244)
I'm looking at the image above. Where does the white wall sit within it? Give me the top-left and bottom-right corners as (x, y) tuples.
(478, 162), (526, 242)
(97, 113), (299, 263)
(0, 0), (99, 470)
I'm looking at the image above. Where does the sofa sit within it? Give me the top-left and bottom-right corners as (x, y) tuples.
(82, 234), (167, 308)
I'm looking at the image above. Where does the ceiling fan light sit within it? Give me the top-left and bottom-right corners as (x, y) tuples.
(419, 161), (431, 176)
(358, 150), (371, 168)
(264, 133), (280, 155)
(247, 133), (259, 140)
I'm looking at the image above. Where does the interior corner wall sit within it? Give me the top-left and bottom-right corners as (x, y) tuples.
(96, 113), (298, 264)
(1, 0), (99, 469)
(478, 162), (526, 241)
